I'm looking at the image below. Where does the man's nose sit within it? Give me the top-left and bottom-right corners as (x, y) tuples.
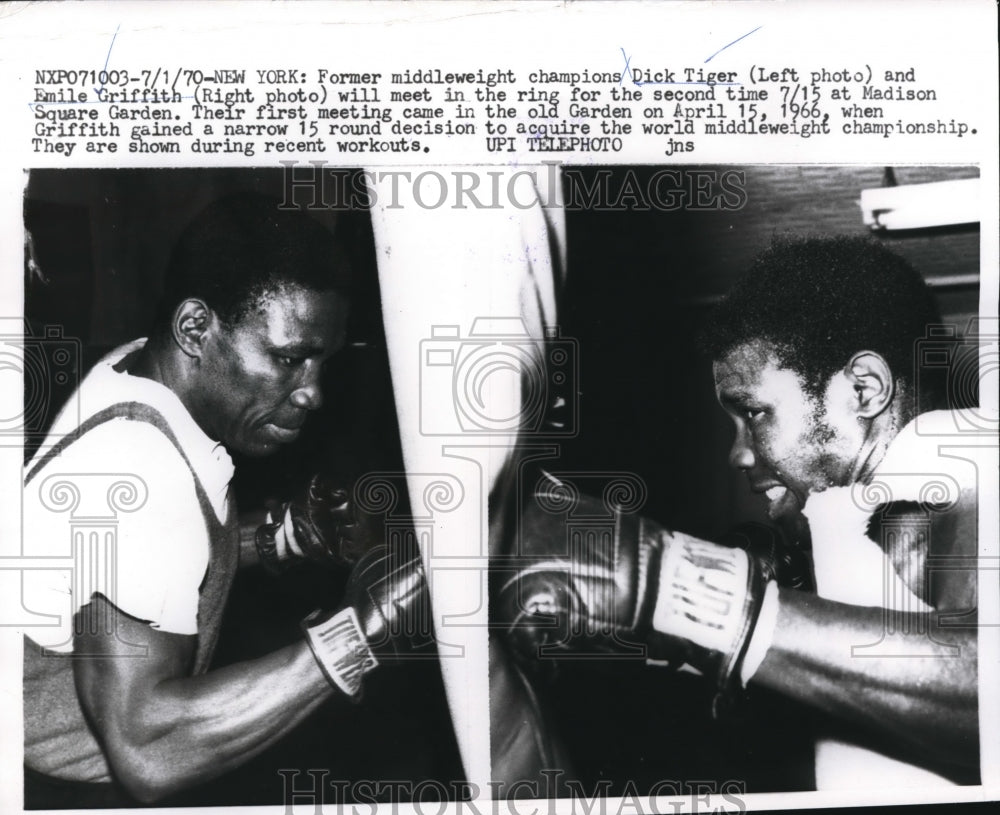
(290, 363), (323, 411)
(728, 426), (756, 470)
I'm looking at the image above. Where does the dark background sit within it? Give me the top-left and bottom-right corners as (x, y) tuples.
(557, 164), (979, 542)
(534, 164), (980, 793)
(23, 167), (464, 807)
(23, 165), (980, 799)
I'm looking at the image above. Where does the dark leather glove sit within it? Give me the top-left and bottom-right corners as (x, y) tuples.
(723, 521), (813, 592)
(496, 483), (774, 713)
(301, 545), (433, 699)
(256, 474), (381, 573)
(497, 489), (684, 665)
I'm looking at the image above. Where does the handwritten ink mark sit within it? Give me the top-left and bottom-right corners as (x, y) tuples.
(633, 80), (741, 87)
(704, 25), (761, 63)
(620, 47), (633, 85)
(94, 23), (121, 97)
(620, 35), (750, 88)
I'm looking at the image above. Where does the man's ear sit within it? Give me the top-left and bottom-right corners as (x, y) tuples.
(171, 299), (214, 359)
(845, 351), (894, 418)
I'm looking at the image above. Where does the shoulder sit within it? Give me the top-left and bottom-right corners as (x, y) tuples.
(24, 416), (202, 547)
(22, 409), (212, 646)
(869, 410), (987, 512)
(29, 414), (193, 484)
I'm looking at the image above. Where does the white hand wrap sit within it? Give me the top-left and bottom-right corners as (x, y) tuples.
(652, 533), (770, 694)
(302, 607), (379, 700)
(740, 580), (780, 685)
(273, 506), (304, 559)
(255, 507), (302, 573)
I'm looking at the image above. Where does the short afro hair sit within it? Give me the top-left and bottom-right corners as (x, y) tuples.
(700, 236), (941, 397)
(158, 192), (351, 328)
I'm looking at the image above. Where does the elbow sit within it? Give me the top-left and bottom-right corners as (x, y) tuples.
(940, 703), (980, 773)
(122, 780), (171, 807)
(902, 691), (979, 779)
(107, 748), (190, 804)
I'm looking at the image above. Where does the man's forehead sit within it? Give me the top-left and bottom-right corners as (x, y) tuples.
(237, 284), (348, 341)
(712, 339), (817, 408)
(713, 339), (783, 386)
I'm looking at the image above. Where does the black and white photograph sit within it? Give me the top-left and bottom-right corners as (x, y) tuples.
(19, 168), (463, 808)
(489, 164), (987, 798)
(1, 4), (998, 815)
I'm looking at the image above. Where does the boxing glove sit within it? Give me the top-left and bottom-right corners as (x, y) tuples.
(255, 474), (380, 573)
(721, 521), (812, 592)
(497, 489), (686, 665)
(301, 544), (433, 699)
(498, 487), (776, 711)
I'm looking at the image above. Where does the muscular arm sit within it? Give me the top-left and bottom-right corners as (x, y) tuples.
(752, 589), (977, 769)
(73, 595), (334, 803)
(751, 490), (979, 772)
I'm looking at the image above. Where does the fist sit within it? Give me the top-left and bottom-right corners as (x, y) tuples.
(496, 483), (775, 711)
(343, 544), (434, 662)
(495, 488), (685, 666)
(256, 474), (382, 573)
(302, 544), (435, 699)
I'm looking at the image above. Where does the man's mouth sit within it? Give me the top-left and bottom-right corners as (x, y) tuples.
(764, 485), (787, 503)
(751, 482), (797, 517)
(263, 421), (304, 442)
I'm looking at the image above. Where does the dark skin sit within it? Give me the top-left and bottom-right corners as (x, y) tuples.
(710, 340), (978, 776)
(132, 285), (348, 456)
(68, 284), (351, 802)
(72, 599), (330, 801)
